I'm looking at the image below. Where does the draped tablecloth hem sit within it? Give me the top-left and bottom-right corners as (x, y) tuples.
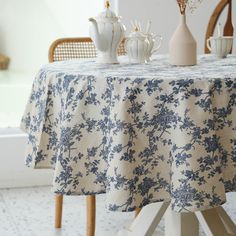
(50, 187), (230, 213)
(53, 189), (106, 196)
(51, 185), (234, 213)
(26, 165), (55, 170)
(173, 199), (227, 213)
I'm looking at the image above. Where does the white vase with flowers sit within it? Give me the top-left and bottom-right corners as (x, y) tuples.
(169, 0), (203, 66)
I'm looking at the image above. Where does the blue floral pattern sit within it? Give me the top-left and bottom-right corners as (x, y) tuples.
(21, 55), (236, 212)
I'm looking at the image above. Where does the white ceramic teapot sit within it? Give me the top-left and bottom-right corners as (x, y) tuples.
(126, 27), (150, 64)
(89, 1), (125, 64)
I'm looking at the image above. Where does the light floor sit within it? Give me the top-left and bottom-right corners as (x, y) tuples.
(0, 187), (235, 236)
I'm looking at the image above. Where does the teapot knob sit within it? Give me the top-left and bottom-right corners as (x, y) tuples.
(105, 0), (110, 8)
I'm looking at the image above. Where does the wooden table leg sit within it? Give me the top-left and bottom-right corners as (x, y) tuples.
(55, 195), (63, 228)
(216, 206), (236, 234)
(195, 207), (235, 236)
(86, 195), (96, 236)
(135, 208), (142, 217)
(118, 202), (170, 236)
(118, 203), (236, 236)
(165, 207), (199, 236)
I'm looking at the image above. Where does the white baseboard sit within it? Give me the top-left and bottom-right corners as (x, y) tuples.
(0, 169), (53, 189)
(0, 130), (53, 188)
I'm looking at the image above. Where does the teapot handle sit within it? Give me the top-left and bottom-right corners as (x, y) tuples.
(151, 35), (163, 54)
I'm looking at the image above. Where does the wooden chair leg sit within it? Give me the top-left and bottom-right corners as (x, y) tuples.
(135, 208), (142, 217)
(55, 195), (63, 228)
(86, 195), (96, 236)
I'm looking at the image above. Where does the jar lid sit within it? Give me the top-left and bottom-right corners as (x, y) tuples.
(128, 27), (146, 39)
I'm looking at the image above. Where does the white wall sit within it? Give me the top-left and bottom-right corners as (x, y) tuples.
(0, 0), (235, 72)
(117, 0), (236, 54)
(0, 0), (103, 72)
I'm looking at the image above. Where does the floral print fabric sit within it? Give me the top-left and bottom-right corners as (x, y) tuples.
(21, 55), (236, 212)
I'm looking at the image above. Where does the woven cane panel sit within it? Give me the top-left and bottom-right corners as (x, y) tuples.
(52, 39), (126, 62)
(117, 40), (126, 56)
(53, 41), (97, 62)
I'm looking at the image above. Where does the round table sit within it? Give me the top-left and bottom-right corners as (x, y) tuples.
(21, 55), (236, 235)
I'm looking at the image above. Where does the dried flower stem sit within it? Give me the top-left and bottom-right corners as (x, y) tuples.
(176, 0), (203, 14)
(177, 0), (187, 14)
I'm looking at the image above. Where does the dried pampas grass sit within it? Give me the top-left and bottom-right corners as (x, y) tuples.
(176, 0), (203, 14)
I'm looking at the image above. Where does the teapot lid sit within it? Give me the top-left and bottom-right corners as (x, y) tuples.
(98, 1), (117, 19)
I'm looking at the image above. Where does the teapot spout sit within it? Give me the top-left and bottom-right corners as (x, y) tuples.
(89, 18), (107, 51)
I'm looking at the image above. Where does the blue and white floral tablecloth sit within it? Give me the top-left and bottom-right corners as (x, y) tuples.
(21, 55), (236, 212)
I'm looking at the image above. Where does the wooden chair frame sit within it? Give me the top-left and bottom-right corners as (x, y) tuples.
(205, 0), (234, 53)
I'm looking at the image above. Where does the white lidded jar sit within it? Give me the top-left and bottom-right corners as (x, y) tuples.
(126, 27), (150, 64)
(89, 1), (125, 64)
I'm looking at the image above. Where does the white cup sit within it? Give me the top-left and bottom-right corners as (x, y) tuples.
(207, 36), (233, 58)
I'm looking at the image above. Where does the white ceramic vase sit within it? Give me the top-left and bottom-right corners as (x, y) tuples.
(169, 14), (197, 66)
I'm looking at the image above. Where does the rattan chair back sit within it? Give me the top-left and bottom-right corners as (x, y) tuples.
(49, 37), (126, 62)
